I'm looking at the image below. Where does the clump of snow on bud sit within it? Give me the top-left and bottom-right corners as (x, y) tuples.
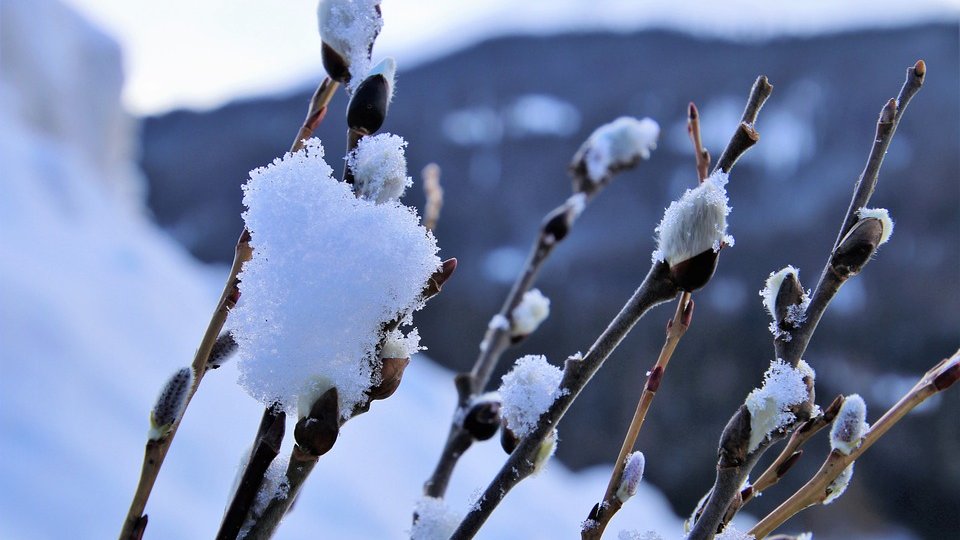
(380, 327), (422, 359)
(567, 193), (587, 219)
(230, 139), (440, 419)
(744, 359), (813, 452)
(856, 207), (894, 246)
(410, 496), (461, 540)
(830, 394), (867, 455)
(615, 451), (645, 503)
(823, 462), (855, 504)
(498, 355), (567, 437)
(759, 265), (810, 341)
(581, 117), (660, 182)
(347, 133), (412, 204)
(652, 170), (734, 266)
(317, 0), (383, 92)
(488, 314), (510, 331)
(510, 288), (550, 337)
(714, 525), (756, 540)
(148, 367), (193, 440)
(532, 429), (558, 475)
(618, 530), (664, 540)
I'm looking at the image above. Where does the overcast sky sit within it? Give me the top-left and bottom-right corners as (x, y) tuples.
(62, 0), (959, 115)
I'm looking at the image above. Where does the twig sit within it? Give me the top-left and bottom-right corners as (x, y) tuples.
(421, 163), (444, 231)
(713, 76), (773, 173)
(688, 103), (711, 182)
(749, 349), (959, 539)
(582, 292), (693, 539)
(119, 76), (340, 540)
(450, 262), (680, 539)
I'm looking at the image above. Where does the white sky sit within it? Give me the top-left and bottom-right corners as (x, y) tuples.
(62, 0), (959, 115)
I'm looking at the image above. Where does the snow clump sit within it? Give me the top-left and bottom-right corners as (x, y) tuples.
(410, 496), (461, 540)
(510, 288), (550, 337)
(347, 133), (412, 204)
(581, 117), (660, 182)
(714, 525), (756, 540)
(856, 207), (894, 246)
(652, 170), (734, 266)
(744, 359), (813, 452)
(230, 138), (440, 419)
(830, 394), (867, 455)
(759, 265), (810, 340)
(499, 355), (567, 437)
(316, 0), (383, 91)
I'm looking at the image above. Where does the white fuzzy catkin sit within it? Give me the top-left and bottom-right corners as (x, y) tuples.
(744, 359), (813, 452)
(830, 394), (867, 455)
(759, 265), (810, 341)
(532, 429), (558, 475)
(410, 496), (461, 540)
(148, 367), (193, 440)
(347, 133), (412, 204)
(652, 170), (734, 266)
(316, 0), (383, 91)
(230, 139), (440, 419)
(582, 117), (660, 182)
(823, 462), (855, 504)
(499, 355), (566, 437)
(615, 451), (645, 503)
(856, 207), (894, 246)
(510, 288), (550, 337)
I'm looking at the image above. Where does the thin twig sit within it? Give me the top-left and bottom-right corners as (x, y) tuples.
(713, 76), (773, 174)
(451, 263), (680, 539)
(583, 292), (693, 539)
(422, 163), (444, 231)
(749, 349), (958, 539)
(291, 78), (339, 153)
(688, 103), (711, 182)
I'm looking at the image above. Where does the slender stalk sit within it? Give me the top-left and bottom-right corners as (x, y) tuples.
(749, 349), (958, 539)
(713, 76), (773, 174)
(119, 76), (340, 540)
(688, 103), (711, 182)
(243, 448), (319, 540)
(451, 263), (680, 539)
(583, 292), (692, 539)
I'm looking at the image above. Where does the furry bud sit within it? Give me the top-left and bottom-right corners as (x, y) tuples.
(148, 367), (193, 440)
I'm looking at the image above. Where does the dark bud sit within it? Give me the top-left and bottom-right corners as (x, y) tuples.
(206, 332), (238, 370)
(421, 258), (457, 301)
(719, 405), (751, 467)
(775, 450), (804, 478)
(295, 387), (340, 457)
(669, 248), (720, 292)
(542, 205), (571, 242)
(774, 272), (804, 325)
(463, 399), (502, 441)
(822, 394), (845, 424)
(933, 359), (960, 391)
(368, 357), (410, 401)
(832, 218), (883, 277)
(347, 59), (395, 135)
(500, 422), (520, 454)
(321, 42), (350, 84)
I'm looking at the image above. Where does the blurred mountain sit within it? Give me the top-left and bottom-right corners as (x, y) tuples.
(141, 24), (959, 539)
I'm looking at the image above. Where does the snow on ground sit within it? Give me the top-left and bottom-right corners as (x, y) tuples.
(0, 1), (682, 538)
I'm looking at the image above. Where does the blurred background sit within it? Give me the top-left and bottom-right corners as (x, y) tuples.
(1, 0), (958, 538)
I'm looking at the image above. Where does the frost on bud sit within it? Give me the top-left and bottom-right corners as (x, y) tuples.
(855, 207), (894, 246)
(462, 392), (501, 441)
(531, 429), (558, 475)
(652, 171), (734, 292)
(823, 462), (854, 504)
(744, 359), (812, 452)
(498, 355), (566, 438)
(831, 217), (883, 277)
(317, 0), (383, 87)
(760, 266), (809, 341)
(148, 367), (194, 440)
(347, 132), (410, 203)
(830, 394), (867, 455)
(347, 57), (396, 135)
(411, 496), (461, 540)
(510, 289), (550, 342)
(206, 332), (238, 370)
(294, 386), (340, 457)
(570, 117), (660, 192)
(615, 451), (645, 503)
(542, 193), (587, 243)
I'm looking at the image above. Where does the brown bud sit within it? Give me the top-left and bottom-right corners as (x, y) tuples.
(421, 258), (457, 300)
(775, 450), (804, 478)
(832, 218), (883, 277)
(463, 399), (502, 441)
(321, 42), (350, 84)
(822, 394), (845, 424)
(543, 205), (571, 242)
(500, 422), (520, 454)
(669, 248), (720, 292)
(347, 73), (391, 135)
(295, 387), (340, 457)
(774, 272), (804, 326)
(933, 360), (960, 391)
(368, 357), (410, 401)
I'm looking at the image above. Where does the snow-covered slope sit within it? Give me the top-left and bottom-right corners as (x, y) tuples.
(0, 1), (682, 538)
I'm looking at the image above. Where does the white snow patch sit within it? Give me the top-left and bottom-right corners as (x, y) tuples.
(581, 117), (660, 182)
(499, 355), (566, 437)
(317, 0), (383, 92)
(653, 170), (733, 266)
(380, 327), (423, 359)
(410, 496), (462, 540)
(744, 359), (812, 452)
(347, 133), (412, 204)
(510, 288), (551, 337)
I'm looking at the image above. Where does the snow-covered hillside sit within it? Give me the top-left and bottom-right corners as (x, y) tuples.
(0, 1), (683, 538)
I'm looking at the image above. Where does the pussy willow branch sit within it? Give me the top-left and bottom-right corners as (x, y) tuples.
(118, 77), (339, 540)
(687, 62), (925, 540)
(582, 292), (692, 539)
(713, 75), (772, 174)
(750, 349), (959, 539)
(450, 263), (680, 539)
(423, 166), (631, 499)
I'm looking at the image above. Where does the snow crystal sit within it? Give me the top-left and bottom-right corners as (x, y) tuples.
(616, 451), (645, 503)
(410, 496), (461, 540)
(510, 288), (550, 337)
(823, 462), (854, 504)
(653, 171), (733, 266)
(316, 0), (383, 92)
(488, 314), (510, 331)
(230, 138), (441, 419)
(499, 355), (566, 437)
(714, 525), (756, 540)
(744, 359), (812, 452)
(582, 117), (660, 182)
(380, 327), (422, 359)
(830, 394), (867, 455)
(347, 133), (412, 204)
(148, 367), (193, 440)
(856, 207), (894, 246)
